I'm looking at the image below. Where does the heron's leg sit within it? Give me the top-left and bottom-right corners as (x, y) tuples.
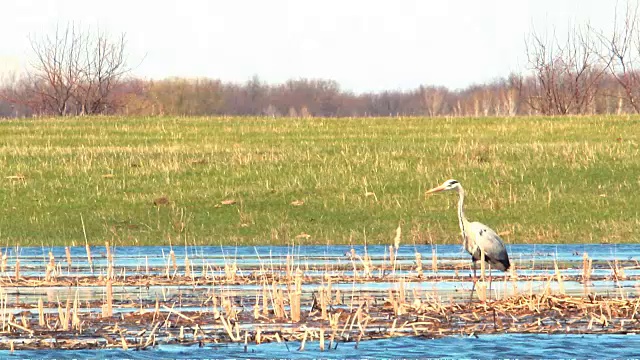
(469, 261), (477, 303)
(488, 264), (493, 301)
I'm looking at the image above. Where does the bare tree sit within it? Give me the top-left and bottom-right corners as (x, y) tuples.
(419, 86), (447, 116)
(524, 25), (608, 115)
(24, 23), (129, 116)
(74, 30), (128, 114)
(593, 1), (640, 113)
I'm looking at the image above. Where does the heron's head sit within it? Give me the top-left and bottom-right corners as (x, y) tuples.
(425, 179), (461, 195)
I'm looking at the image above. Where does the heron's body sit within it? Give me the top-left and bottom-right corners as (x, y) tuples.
(427, 179), (510, 272)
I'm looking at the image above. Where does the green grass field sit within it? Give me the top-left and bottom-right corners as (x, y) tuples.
(0, 116), (638, 247)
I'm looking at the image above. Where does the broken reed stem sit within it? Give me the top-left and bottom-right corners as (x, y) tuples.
(65, 246), (72, 268)
(320, 285), (327, 320)
(290, 272), (302, 322)
(106, 241), (113, 279)
(103, 278), (113, 318)
(38, 298), (45, 327)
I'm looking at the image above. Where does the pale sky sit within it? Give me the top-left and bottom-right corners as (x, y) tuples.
(0, 0), (623, 93)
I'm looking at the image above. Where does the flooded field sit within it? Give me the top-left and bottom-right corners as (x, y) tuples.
(0, 243), (637, 358)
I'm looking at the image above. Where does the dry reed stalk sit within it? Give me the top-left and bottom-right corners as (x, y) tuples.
(393, 222), (402, 250)
(431, 248), (438, 274)
(415, 252), (423, 277)
(8, 321), (33, 336)
(72, 290), (80, 331)
(613, 259), (627, 280)
(262, 281), (269, 316)
(57, 299), (69, 331)
(299, 330), (308, 351)
(184, 255), (191, 279)
(329, 327), (336, 350)
(389, 245), (396, 271)
(554, 259), (565, 295)
(1, 252), (7, 273)
(320, 285), (327, 320)
(286, 255), (292, 282)
(64, 246), (71, 267)
(9, 340), (13, 353)
(168, 249), (177, 275)
(290, 272), (302, 322)
(162, 305), (195, 323)
(326, 274), (333, 304)
(389, 318), (397, 337)
(85, 243), (93, 274)
(38, 298), (45, 326)
(256, 328), (262, 344)
(319, 328), (325, 351)
(335, 288), (342, 305)
(219, 313), (239, 341)
(143, 321), (161, 349)
(476, 281), (487, 302)
(270, 281), (282, 319)
(179, 325), (184, 340)
(20, 314), (29, 330)
(81, 215), (93, 273)
(225, 262), (238, 281)
(14, 258), (20, 281)
(106, 241), (113, 279)
(121, 333), (129, 350)
(362, 253), (372, 278)
(103, 278), (113, 318)
(222, 296), (232, 317)
(582, 253), (592, 282)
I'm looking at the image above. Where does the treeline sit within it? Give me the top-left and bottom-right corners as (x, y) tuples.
(2, 73), (637, 118)
(3, 4), (640, 118)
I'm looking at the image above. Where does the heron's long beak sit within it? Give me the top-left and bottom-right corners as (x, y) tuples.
(425, 185), (446, 195)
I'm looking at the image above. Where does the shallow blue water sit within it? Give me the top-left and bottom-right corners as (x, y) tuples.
(6, 334), (640, 359)
(6, 243), (639, 266)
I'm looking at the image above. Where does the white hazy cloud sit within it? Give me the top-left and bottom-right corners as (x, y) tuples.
(0, 0), (621, 92)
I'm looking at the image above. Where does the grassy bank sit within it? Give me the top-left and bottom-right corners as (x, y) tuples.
(0, 115), (638, 246)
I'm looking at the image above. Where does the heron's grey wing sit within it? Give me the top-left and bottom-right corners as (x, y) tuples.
(469, 222), (510, 270)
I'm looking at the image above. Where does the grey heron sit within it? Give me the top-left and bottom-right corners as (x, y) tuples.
(426, 179), (510, 300)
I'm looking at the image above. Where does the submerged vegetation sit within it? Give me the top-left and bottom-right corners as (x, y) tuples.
(0, 115), (638, 246)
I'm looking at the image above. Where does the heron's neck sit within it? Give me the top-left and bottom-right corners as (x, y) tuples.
(456, 187), (470, 246)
